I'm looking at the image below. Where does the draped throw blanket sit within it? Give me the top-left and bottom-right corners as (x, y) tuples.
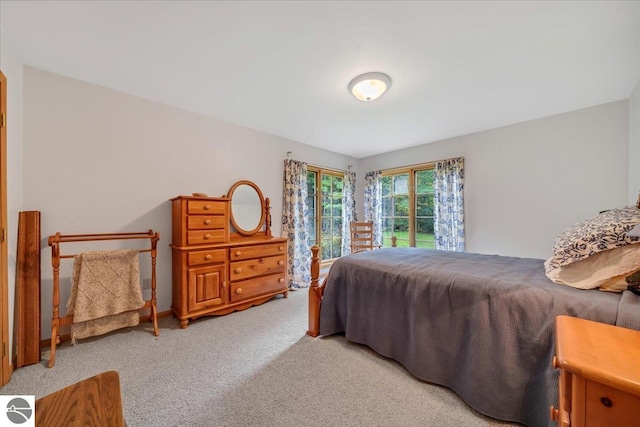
(282, 159), (311, 288)
(434, 157), (465, 252)
(66, 249), (144, 344)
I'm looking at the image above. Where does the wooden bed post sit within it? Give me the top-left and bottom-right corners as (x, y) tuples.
(307, 245), (321, 337)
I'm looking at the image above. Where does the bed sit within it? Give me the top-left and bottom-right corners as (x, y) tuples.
(307, 243), (640, 427)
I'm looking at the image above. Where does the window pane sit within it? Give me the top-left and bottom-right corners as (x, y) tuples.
(307, 171), (317, 190)
(309, 220), (316, 244)
(382, 217), (393, 234)
(381, 197), (392, 216)
(322, 196), (331, 216)
(332, 200), (341, 217)
(381, 176), (392, 197)
(331, 238), (342, 258)
(306, 196), (315, 215)
(395, 217), (409, 233)
(321, 174), (331, 196)
(416, 194), (434, 216)
(321, 241), (331, 260)
(332, 177), (343, 197)
(332, 217), (343, 237)
(416, 169), (434, 193)
(416, 218), (435, 235)
(394, 195), (409, 216)
(321, 217), (331, 235)
(394, 174), (409, 195)
(415, 215), (435, 250)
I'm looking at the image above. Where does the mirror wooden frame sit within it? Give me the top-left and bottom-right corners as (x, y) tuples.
(227, 180), (266, 236)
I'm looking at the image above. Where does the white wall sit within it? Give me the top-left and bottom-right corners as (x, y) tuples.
(629, 80), (640, 205)
(23, 67), (356, 338)
(0, 26), (24, 362)
(358, 101), (630, 259)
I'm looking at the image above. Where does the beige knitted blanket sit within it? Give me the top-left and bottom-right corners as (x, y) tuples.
(66, 249), (144, 344)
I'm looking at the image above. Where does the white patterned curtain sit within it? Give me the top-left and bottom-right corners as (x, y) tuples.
(341, 170), (357, 255)
(282, 159), (311, 288)
(434, 157), (465, 252)
(363, 171), (383, 247)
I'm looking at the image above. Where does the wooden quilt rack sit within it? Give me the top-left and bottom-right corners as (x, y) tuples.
(47, 230), (160, 368)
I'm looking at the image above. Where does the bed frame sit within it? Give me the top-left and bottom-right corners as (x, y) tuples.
(307, 245), (324, 337)
(307, 239), (397, 337)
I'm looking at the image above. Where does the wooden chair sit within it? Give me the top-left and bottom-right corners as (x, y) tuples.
(350, 221), (380, 253)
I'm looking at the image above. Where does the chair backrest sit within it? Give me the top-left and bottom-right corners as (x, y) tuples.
(350, 221), (376, 253)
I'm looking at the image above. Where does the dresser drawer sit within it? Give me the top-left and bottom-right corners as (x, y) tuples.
(230, 242), (287, 261)
(187, 215), (225, 230)
(230, 255), (286, 281)
(187, 230), (227, 245)
(187, 200), (227, 215)
(230, 273), (287, 303)
(188, 248), (227, 266)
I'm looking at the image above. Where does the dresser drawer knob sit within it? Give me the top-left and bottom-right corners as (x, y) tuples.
(235, 267), (242, 274)
(278, 260), (284, 266)
(278, 246), (284, 251)
(204, 204), (211, 210)
(236, 288), (243, 294)
(222, 281), (227, 288)
(204, 219), (212, 225)
(279, 278), (285, 283)
(204, 234), (211, 239)
(205, 254), (212, 260)
(235, 251), (241, 256)
(600, 397), (613, 408)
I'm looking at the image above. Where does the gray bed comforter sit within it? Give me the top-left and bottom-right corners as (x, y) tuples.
(319, 248), (640, 427)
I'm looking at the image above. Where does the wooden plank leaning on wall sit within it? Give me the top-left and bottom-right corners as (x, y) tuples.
(16, 211), (41, 368)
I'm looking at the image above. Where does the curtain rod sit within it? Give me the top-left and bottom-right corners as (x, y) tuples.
(286, 151), (353, 174)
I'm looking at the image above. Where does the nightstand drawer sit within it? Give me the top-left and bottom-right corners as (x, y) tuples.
(187, 200), (227, 215)
(230, 255), (286, 281)
(187, 215), (225, 230)
(230, 274), (287, 303)
(230, 242), (287, 261)
(188, 248), (227, 266)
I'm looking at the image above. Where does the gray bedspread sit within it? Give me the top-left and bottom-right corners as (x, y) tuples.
(319, 248), (640, 427)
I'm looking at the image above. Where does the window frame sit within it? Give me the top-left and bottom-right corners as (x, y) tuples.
(381, 162), (435, 248)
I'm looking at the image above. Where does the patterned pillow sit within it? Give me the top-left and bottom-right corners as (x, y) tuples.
(545, 207), (640, 273)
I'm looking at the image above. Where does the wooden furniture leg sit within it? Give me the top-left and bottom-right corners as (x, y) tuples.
(307, 245), (325, 337)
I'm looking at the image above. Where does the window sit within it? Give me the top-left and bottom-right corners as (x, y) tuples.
(381, 165), (435, 248)
(307, 167), (344, 261)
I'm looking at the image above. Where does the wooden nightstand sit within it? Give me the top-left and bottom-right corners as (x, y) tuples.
(552, 315), (640, 427)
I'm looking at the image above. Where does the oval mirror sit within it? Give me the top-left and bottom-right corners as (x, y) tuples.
(227, 180), (265, 236)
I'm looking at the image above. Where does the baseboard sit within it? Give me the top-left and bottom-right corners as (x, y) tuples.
(39, 309), (173, 348)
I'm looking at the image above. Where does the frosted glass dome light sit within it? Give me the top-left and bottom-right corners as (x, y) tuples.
(348, 72), (391, 101)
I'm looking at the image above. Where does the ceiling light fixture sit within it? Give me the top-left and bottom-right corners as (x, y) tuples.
(348, 72), (391, 101)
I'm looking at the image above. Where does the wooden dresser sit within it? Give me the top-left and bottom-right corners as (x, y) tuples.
(551, 315), (640, 427)
(170, 181), (288, 328)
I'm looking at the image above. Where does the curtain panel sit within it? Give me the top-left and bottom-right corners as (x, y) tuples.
(363, 171), (383, 247)
(434, 157), (465, 252)
(341, 171), (358, 255)
(282, 159), (311, 288)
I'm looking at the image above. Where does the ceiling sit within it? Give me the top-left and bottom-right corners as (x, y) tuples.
(1, 1), (639, 159)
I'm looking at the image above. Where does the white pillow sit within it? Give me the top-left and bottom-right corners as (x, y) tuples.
(546, 244), (640, 291)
